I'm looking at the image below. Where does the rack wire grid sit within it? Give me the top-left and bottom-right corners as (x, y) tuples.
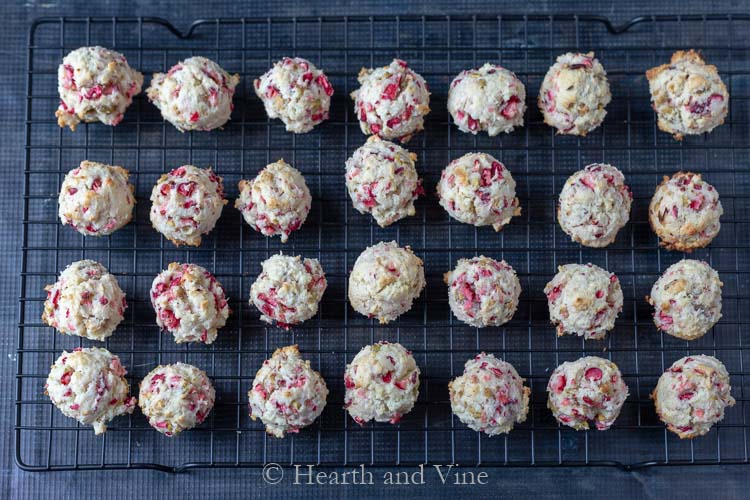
(16, 14), (750, 472)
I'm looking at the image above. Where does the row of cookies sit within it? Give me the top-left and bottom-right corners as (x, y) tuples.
(56, 47), (729, 142)
(46, 344), (735, 441)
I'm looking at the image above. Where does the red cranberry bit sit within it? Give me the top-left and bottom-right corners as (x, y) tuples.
(50, 288), (61, 308)
(370, 123), (381, 134)
(689, 194), (705, 211)
(183, 200), (197, 209)
(171, 166), (187, 177)
(177, 181), (196, 197)
(60, 372), (71, 385)
(658, 311), (673, 329)
(68, 187), (78, 196)
(547, 286), (562, 303)
(679, 392), (694, 400)
(500, 95), (520, 119)
(69, 404), (80, 410)
(582, 396), (596, 406)
(558, 414), (572, 423)
(189, 112), (200, 122)
(91, 178), (102, 191)
(344, 376), (355, 389)
(381, 371), (393, 383)
(394, 379), (408, 390)
(301, 72), (313, 84)
(389, 413), (402, 424)
(579, 175), (596, 190)
(386, 116), (401, 128)
(315, 74), (334, 96)
(62, 64), (76, 89)
(207, 87), (218, 107)
(156, 421), (168, 429)
(109, 398), (119, 405)
(160, 308), (181, 330)
(99, 296), (109, 306)
(83, 85), (103, 100)
(467, 116), (479, 131)
(585, 367), (603, 381)
(595, 290), (604, 299)
(551, 375), (567, 393)
(489, 367), (503, 378)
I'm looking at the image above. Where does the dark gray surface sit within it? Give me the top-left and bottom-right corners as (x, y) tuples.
(4, 1), (750, 499)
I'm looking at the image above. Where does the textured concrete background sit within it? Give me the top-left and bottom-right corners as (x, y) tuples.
(3, 1), (750, 498)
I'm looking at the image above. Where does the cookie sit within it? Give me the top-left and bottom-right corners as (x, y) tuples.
(254, 56), (333, 133)
(42, 260), (126, 342)
(646, 50), (728, 140)
(344, 341), (420, 425)
(250, 254), (327, 329)
(150, 165), (226, 246)
(447, 63), (526, 135)
(348, 241), (425, 323)
(351, 59), (430, 142)
(449, 353), (529, 435)
(544, 263), (623, 340)
(547, 356), (629, 430)
(652, 355), (735, 439)
(58, 160), (135, 236)
(648, 171), (722, 252)
(437, 153), (521, 231)
(647, 259), (722, 340)
(444, 256), (521, 328)
(235, 160), (311, 243)
(147, 56), (239, 132)
(45, 347), (136, 434)
(538, 52), (611, 135)
(56, 46), (143, 130)
(248, 345), (328, 438)
(345, 136), (423, 227)
(139, 363), (215, 437)
(557, 163), (632, 247)
(150, 263), (229, 344)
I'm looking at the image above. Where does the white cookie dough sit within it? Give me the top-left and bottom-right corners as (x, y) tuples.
(447, 63), (526, 136)
(538, 52), (611, 135)
(652, 355), (735, 439)
(351, 59), (430, 142)
(254, 57), (333, 133)
(42, 260), (126, 342)
(250, 254), (327, 329)
(348, 241), (425, 323)
(547, 356), (629, 431)
(139, 362), (215, 437)
(557, 163), (632, 247)
(147, 56), (240, 132)
(649, 171), (723, 252)
(345, 136), (423, 227)
(235, 160), (311, 243)
(248, 345), (328, 438)
(56, 46), (143, 131)
(444, 256), (521, 328)
(344, 341), (420, 425)
(646, 50), (729, 140)
(544, 263), (623, 340)
(45, 347), (137, 434)
(58, 160), (135, 236)
(437, 152), (521, 231)
(449, 353), (530, 435)
(150, 263), (229, 344)
(150, 165), (227, 246)
(647, 259), (722, 340)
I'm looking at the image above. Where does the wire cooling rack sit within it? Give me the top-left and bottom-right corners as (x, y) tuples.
(16, 15), (750, 472)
